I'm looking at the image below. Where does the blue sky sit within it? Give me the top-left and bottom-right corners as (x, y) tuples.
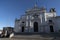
(0, 0), (60, 29)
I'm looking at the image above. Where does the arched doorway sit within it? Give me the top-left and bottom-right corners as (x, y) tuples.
(21, 26), (24, 32)
(34, 22), (38, 32)
(50, 25), (54, 32)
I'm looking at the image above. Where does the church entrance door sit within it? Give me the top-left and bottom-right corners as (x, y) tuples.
(34, 22), (38, 32)
(50, 25), (54, 32)
(22, 26), (24, 32)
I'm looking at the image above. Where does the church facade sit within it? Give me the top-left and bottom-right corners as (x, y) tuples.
(14, 5), (60, 33)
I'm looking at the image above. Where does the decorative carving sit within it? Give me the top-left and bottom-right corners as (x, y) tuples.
(33, 13), (39, 18)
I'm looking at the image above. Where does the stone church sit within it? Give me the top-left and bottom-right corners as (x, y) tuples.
(14, 4), (60, 33)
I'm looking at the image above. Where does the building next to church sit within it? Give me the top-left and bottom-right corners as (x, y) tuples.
(14, 4), (60, 33)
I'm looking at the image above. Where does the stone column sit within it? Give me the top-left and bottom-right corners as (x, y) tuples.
(25, 15), (29, 32)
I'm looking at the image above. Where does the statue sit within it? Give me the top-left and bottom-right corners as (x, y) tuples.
(50, 8), (56, 12)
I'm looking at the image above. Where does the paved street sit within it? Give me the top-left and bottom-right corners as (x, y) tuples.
(0, 37), (60, 40)
(0, 33), (60, 40)
(0, 38), (54, 40)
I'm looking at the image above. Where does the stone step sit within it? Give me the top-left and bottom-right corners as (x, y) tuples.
(13, 35), (54, 40)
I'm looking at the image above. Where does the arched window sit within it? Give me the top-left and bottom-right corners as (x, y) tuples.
(22, 22), (24, 23)
(49, 20), (52, 22)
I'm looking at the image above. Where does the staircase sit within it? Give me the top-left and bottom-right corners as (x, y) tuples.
(13, 35), (53, 40)
(12, 33), (60, 40)
(0, 33), (60, 40)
